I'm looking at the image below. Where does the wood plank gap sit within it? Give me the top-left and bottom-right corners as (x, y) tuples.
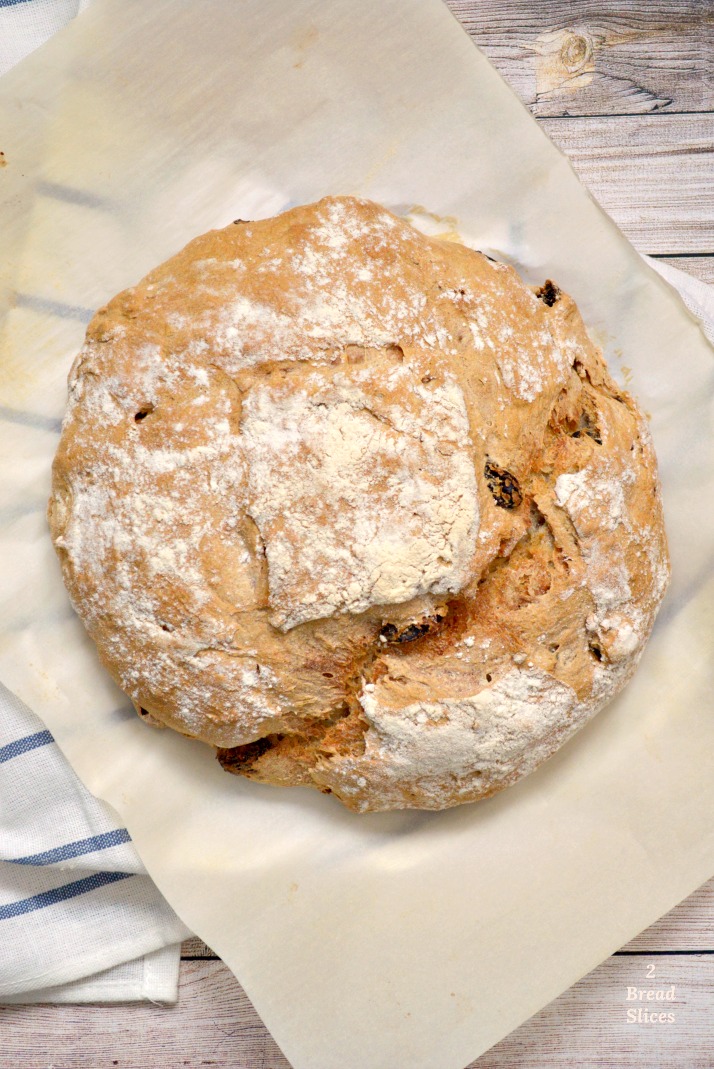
(614, 949), (714, 956)
(541, 109), (714, 121)
(650, 252), (714, 259)
(179, 950), (714, 961)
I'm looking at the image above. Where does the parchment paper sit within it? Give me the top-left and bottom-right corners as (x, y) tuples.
(1, 2), (713, 1067)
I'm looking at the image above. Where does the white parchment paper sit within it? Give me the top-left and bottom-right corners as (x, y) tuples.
(1, 2), (713, 1066)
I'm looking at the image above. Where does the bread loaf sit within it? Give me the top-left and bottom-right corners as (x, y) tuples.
(48, 196), (670, 811)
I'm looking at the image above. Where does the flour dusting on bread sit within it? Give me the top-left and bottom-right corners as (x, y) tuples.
(241, 362), (479, 630)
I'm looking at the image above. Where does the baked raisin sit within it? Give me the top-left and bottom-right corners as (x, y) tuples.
(217, 735), (281, 771)
(484, 460), (522, 509)
(396, 622), (430, 643)
(536, 279), (560, 306)
(379, 617), (442, 645)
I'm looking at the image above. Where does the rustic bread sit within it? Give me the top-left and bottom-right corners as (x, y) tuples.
(48, 196), (670, 812)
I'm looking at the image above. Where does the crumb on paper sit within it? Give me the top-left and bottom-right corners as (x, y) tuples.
(405, 204), (462, 243)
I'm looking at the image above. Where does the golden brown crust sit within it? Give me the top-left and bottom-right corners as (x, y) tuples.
(48, 197), (670, 812)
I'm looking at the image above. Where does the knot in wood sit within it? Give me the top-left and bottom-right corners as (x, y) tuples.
(560, 31), (592, 73)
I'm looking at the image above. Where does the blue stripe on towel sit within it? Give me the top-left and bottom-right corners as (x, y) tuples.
(0, 871), (134, 920)
(7, 828), (132, 866)
(0, 730), (53, 764)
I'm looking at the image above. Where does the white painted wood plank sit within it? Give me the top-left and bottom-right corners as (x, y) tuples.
(656, 255), (714, 285)
(539, 113), (714, 254)
(469, 955), (714, 1068)
(0, 961), (290, 1069)
(445, 0), (714, 117)
(624, 878), (714, 952)
(1, 956), (711, 1069)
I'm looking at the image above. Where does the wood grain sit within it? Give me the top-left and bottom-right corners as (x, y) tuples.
(622, 879), (714, 953)
(446, 0), (714, 117)
(0, 961), (291, 1069)
(540, 113), (714, 254)
(1, 956), (711, 1069)
(470, 956), (714, 1069)
(655, 255), (714, 285)
(181, 936), (219, 959)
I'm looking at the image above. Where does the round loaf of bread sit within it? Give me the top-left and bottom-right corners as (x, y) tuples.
(48, 196), (670, 812)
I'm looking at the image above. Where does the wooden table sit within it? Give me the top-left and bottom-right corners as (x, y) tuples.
(2, 2), (712, 1066)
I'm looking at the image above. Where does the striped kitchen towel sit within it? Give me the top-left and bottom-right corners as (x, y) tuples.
(0, 0), (193, 1007)
(0, 683), (191, 1003)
